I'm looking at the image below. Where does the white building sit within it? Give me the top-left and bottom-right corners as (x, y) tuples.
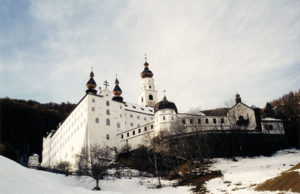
(41, 58), (285, 169)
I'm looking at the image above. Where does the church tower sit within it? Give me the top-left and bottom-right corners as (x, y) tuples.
(139, 55), (158, 107)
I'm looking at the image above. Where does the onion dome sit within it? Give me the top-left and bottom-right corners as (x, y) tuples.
(140, 58), (153, 78)
(86, 71), (97, 94)
(112, 78), (123, 102)
(154, 95), (178, 113)
(113, 78), (122, 96)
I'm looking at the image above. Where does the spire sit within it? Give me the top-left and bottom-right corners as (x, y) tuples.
(163, 90), (167, 101)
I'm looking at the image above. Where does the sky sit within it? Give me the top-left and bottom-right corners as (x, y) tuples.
(1, 0), (300, 111)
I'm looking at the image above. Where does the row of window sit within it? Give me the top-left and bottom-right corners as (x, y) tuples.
(92, 99), (112, 107)
(182, 118), (225, 125)
(121, 125), (154, 139)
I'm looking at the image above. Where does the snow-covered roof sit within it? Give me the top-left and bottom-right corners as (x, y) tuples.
(124, 102), (154, 115)
(261, 117), (282, 122)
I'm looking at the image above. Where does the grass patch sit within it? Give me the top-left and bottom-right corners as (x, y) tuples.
(256, 162), (300, 193)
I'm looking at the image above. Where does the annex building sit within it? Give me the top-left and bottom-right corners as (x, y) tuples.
(41, 58), (284, 169)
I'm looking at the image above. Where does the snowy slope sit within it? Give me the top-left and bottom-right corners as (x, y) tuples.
(0, 156), (191, 194)
(206, 149), (300, 194)
(1, 149), (299, 194)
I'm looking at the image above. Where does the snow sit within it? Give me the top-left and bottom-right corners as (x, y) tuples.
(206, 149), (300, 194)
(0, 156), (190, 194)
(1, 149), (299, 194)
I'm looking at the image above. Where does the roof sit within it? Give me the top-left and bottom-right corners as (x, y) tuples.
(261, 117), (283, 122)
(124, 102), (154, 115)
(202, 108), (229, 116)
(154, 96), (178, 113)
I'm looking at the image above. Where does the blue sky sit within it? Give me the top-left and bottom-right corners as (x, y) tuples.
(1, 0), (300, 111)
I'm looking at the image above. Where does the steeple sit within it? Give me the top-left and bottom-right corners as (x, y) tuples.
(235, 93), (242, 104)
(112, 75), (123, 102)
(139, 54), (158, 107)
(86, 69), (97, 94)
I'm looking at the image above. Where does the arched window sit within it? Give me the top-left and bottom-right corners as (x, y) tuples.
(106, 109), (110, 115)
(269, 125), (273, 130)
(106, 134), (109, 140)
(106, 119), (110, 126)
(149, 94), (153, 100)
(106, 100), (110, 106)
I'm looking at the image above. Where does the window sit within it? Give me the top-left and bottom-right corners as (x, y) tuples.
(205, 119), (209, 124)
(213, 118), (216, 124)
(151, 117), (153, 120)
(106, 100), (110, 106)
(95, 118), (99, 123)
(138, 128), (141, 133)
(137, 116), (140, 119)
(120, 114), (122, 118)
(127, 132), (129, 137)
(120, 105), (122, 109)
(130, 122), (133, 126)
(149, 94), (153, 100)
(144, 127), (147, 131)
(133, 131), (135, 135)
(182, 119), (186, 124)
(117, 123), (120, 128)
(149, 86), (152, 89)
(151, 125), (154, 129)
(130, 114), (133, 118)
(106, 134), (109, 140)
(106, 109), (110, 115)
(221, 118), (224, 124)
(163, 116), (166, 120)
(198, 119), (201, 124)
(106, 119), (110, 126)
(121, 134), (124, 139)
(92, 98), (95, 103)
(171, 116), (174, 121)
(141, 97), (143, 102)
(92, 107), (95, 111)
(190, 119), (193, 124)
(144, 117), (147, 121)
(269, 125), (273, 130)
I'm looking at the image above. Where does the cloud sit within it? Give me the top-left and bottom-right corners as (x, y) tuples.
(1, 0), (300, 110)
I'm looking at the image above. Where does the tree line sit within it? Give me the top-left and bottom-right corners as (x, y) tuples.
(0, 98), (75, 165)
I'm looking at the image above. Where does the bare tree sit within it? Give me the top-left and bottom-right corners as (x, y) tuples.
(143, 133), (163, 188)
(77, 144), (112, 190)
(56, 161), (71, 176)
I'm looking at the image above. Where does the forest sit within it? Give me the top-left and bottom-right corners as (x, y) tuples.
(0, 98), (75, 165)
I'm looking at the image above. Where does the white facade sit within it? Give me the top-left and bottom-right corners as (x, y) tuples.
(42, 61), (285, 170)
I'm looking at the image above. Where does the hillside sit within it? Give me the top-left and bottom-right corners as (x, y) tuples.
(263, 89), (300, 148)
(1, 149), (299, 193)
(206, 149), (300, 193)
(0, 155), (191, 194)
(0, 98), (75, 165)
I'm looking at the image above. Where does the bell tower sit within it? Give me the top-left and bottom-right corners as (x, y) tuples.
(139, 55), (158, 107)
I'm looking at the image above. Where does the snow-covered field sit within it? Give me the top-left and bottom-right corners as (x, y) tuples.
(0, 149), (299, 194)
(206, 149), (300, 194)
(0, 156), (191, 194)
